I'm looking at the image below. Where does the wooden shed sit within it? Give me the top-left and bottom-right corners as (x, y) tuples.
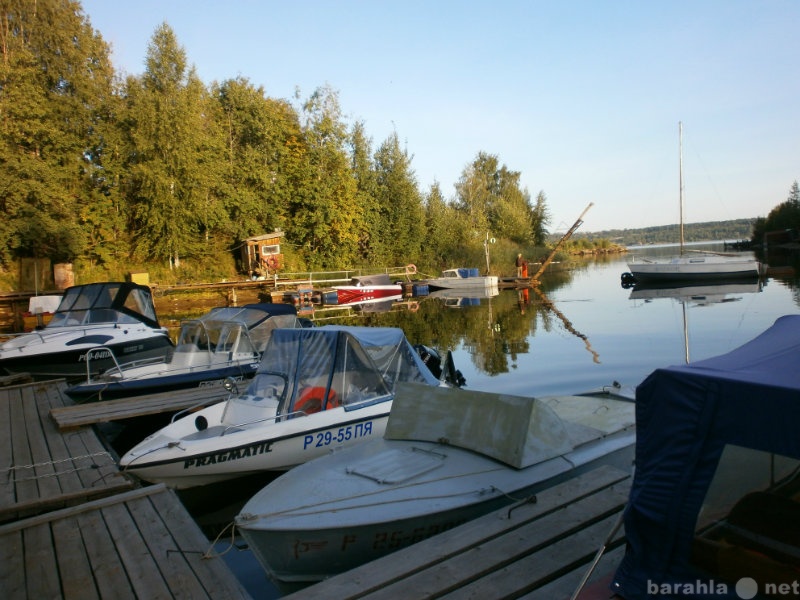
(241, 230), (285, 276)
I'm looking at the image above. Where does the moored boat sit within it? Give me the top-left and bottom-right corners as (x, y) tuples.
(119, 325), (464, 489)
(65, 303), (305, 402)
(0, 281), (173, 381)
(625, 123), (760, 283)
(235, 382), (636, 585)
(424, 268), (499, 291)
(333, 273), (403, 304)
(611, 314), (800, 599)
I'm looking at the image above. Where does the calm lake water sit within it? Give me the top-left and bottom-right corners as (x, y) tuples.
(182, 242), (800, 598)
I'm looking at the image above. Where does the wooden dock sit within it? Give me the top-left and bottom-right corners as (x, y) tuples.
(0, 484), (250, 599)
(49, 385), (231, 432)
(0, 379), (252, 599)
(282, 465), (630, 600)
(0, 379), (133, 523)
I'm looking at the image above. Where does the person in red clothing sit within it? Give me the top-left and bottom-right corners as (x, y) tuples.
(515, 253), (525, 277)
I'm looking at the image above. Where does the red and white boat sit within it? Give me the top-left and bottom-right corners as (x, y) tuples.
(333, 274), (402, 305)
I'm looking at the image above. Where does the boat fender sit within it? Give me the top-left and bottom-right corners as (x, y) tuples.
(620, 272), (637, 288)
(295, 387), (338, 415)
(195, 415), (208, 431)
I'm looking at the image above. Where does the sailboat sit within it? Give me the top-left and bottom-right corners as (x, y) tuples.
(626, 122), (760, 283)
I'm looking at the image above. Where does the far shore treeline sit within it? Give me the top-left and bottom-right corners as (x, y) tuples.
(1, 2), (796, 289)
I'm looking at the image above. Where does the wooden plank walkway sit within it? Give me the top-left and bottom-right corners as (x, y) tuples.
(282, 465), (630, 600)
(0, 380), (134, 523)
(49, 385), (231, 431)
(0, 483), (251, 600)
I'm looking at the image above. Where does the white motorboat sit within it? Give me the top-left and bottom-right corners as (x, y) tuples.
(65, 303), (306, 402)
(425, 268), (499, 291)
(235, 382), (636, 585)
(0, 281), (173, 380)
(119, 325), (463, 489)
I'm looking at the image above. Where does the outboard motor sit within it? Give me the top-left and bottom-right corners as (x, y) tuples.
(414, 344), (466, 388)
(414, 344), (443, 379)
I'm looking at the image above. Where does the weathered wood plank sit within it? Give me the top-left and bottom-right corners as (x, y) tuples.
(0, 380), (132, 522)
(126, 488), (210, 598)
(50, 385), (230, 430)
(0, 484), (249, 600)
(148, 486), (249, 599)
(436, 513), (625, 599)
(23, 522), (61, 600)
(284, 466), (631, 600)
(22, 383), (62, 500)
(52, 515), (100, 600)
(352, 479), (630, 600)
(523, 545), (625, 600)
(99, 499), (174, 597)
(76, 508), (135, 600)
(0, 528), (24, 598)
(0, 387), (15, 508)
(8, 386), (37, 505)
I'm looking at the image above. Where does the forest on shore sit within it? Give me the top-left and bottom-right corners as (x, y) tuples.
(1, 2), (795, 291)
(0, 1), (555, 289)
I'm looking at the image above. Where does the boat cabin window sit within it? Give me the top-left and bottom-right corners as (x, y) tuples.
(691, 444), (800, 588)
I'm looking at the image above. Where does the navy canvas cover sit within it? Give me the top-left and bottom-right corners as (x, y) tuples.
(612, 315), (800, 599)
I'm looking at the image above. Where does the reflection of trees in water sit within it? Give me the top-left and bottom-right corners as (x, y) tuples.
(326, 271), (597, 376)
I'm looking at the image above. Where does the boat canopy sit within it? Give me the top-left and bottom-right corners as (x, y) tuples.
(46, 282), (161, 329)
(386, 383), (573, 469)
(176, 303), (298, 355)
(223, 326), (440, 425)
(613, 315), (800, 599)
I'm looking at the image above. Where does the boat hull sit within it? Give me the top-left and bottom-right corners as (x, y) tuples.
(237, 433), (635, 584)
(121, 402), (392, 489)
(0, 333), (173, 380)
(64, 362), (259, 402)
(332, 285), (402, 305)
(627, 257), (760, 283)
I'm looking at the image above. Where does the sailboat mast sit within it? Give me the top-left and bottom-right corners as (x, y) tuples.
(679, 121), (684, 252)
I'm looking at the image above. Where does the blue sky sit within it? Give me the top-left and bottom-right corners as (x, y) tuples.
(80, 0), (799, 233)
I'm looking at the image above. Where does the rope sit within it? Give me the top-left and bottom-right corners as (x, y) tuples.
(5, 451), (114, 482)
(202, 521), (239, 559)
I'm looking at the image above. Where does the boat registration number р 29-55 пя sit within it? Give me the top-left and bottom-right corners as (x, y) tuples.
(303, 421), (374, 450)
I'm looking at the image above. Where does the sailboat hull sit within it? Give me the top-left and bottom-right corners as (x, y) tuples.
(627, 256), (760, 282)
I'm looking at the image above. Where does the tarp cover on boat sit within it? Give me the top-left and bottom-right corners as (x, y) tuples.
(236, 325), (441, 417)
(613, 315), (800, 599)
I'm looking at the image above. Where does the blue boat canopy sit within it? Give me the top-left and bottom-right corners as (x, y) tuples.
(613, 315), (800, 599)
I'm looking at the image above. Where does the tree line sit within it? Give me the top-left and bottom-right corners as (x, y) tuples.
(0, 1), (550, 284)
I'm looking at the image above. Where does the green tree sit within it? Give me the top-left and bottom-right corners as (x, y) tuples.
(531, 190), (551, 246)
(372, 132), (425, 265)
(349, 121), (379, 261)
(213, 77), (304, 243)
(753, 181), (800, 244)
(424, 182), (466, 268)
(290, 85), (360, 268)
(454, 152), (535, 244)
(0, 0), (117, 266)
(123, 23), (220, 269)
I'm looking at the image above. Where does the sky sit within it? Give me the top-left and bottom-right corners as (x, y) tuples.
(80, 0), (799, 234)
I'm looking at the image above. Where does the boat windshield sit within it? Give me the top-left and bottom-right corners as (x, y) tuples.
(46, 282), (158, 328)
